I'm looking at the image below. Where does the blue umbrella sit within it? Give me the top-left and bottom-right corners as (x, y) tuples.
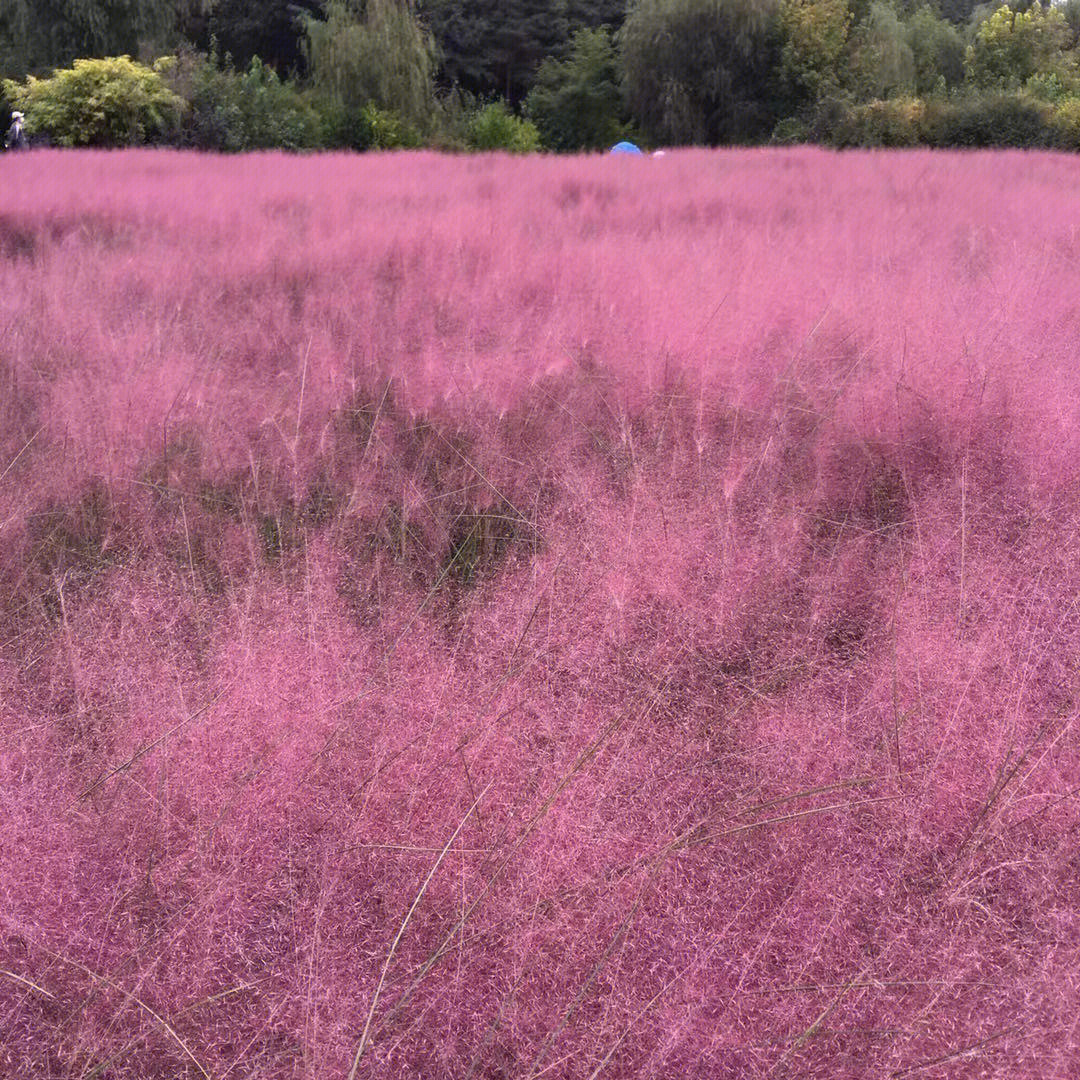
(609, 141), (643, 155)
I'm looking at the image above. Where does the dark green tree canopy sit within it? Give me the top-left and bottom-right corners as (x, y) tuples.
(423, 0), (568, 103)
(0, 0), (325, 81)
(525, 25), (626, 148)
(421, 0), (626, 104)
(566, 0), (628, 29)
(0, 0), (190, 79)
(185, 0), (323, 76)
(906, 3), (963, 92)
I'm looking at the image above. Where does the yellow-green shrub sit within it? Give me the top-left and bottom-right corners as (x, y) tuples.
(3, 56), (186, 147)
(467, 101), (540, 153)
(831, 96), (926, 147)
(1049, 97), (1080, 149)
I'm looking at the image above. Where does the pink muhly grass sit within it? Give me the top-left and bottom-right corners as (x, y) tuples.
(1, 146), (1079, 1077)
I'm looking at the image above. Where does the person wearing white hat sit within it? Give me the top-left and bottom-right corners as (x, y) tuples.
(5, 111), (28, 151)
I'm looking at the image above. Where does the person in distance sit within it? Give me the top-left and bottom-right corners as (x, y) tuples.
(5, 111), (28, 151)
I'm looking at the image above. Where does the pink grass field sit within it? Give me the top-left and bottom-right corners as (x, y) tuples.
(2, 146), (1080, 1078)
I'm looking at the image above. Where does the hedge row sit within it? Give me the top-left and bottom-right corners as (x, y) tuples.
(8, 52), (1080, 154)
(3, 53), (543, 153)
(795, 93), (1080, 150)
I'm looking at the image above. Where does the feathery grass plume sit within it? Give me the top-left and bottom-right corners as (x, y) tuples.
(1, 146), (1079, 1077)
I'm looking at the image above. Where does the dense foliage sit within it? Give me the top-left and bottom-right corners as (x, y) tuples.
(621, 0), (785, 143)
(525, 27), (627, 150)
(467, 98), (541, 150)
(302, 0), (437, 129)
(6, 1), (1080, 152)
(422, 0), (571, 106)
(191, 0), (323, 75)
(3, 55), (185, 146)
(0, 0), (189, 80)
(422, 0), (627, 104)
(165, 47), (324, 150)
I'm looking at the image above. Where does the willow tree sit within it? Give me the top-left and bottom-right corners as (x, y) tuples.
(302, 0), (437, 127)
(844, 0), (915, 100)
(0, 0), (194, 80)
(619, 0), (785, 144)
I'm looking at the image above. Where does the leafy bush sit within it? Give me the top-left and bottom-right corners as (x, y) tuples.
(800, 91), (851, 141)
(808, 90), (1062, 148)
(829, 96), (926, 146)
(922, 92), (1051, 147)
(771, 115), (811, 143)
(1025, 70), (1076, 104)
(2, 55), (185, 147)
(524, 28), (628, 151)
(166, 48), (323, 152)
(1049, 96), (1080, 148)
(360, 102), (422, 149)
(427, 86), (478, 152)
(467, 100), (540, 152)
(318, 100), (423, 150)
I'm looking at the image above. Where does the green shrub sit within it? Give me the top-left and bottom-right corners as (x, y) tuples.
(357, 103), (422, 149)
(313, 99), (358, 149)
(801, 93), (851, 142)
(811, 91), (1059, 149)
(427, 86), (477, 152)
(1049, 97), (1080, 149)
(166, 48), (322, 152)
(318, 100), (421, 150)
(3, 55), (185, 147)
(1025, 71), (1075, 104)
(771, 115), (811, 143)
(467, 101), (540, 153)
(922, 93), (1051, 147)
(829, 96), (926, 147)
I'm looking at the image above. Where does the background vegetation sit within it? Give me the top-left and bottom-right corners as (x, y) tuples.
(5, 0), (1080, 150)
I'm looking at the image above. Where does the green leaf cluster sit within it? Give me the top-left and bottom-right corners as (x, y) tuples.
(351, 101), (424, 149)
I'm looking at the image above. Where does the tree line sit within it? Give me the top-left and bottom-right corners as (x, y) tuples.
(4, 0), (1080, 151)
